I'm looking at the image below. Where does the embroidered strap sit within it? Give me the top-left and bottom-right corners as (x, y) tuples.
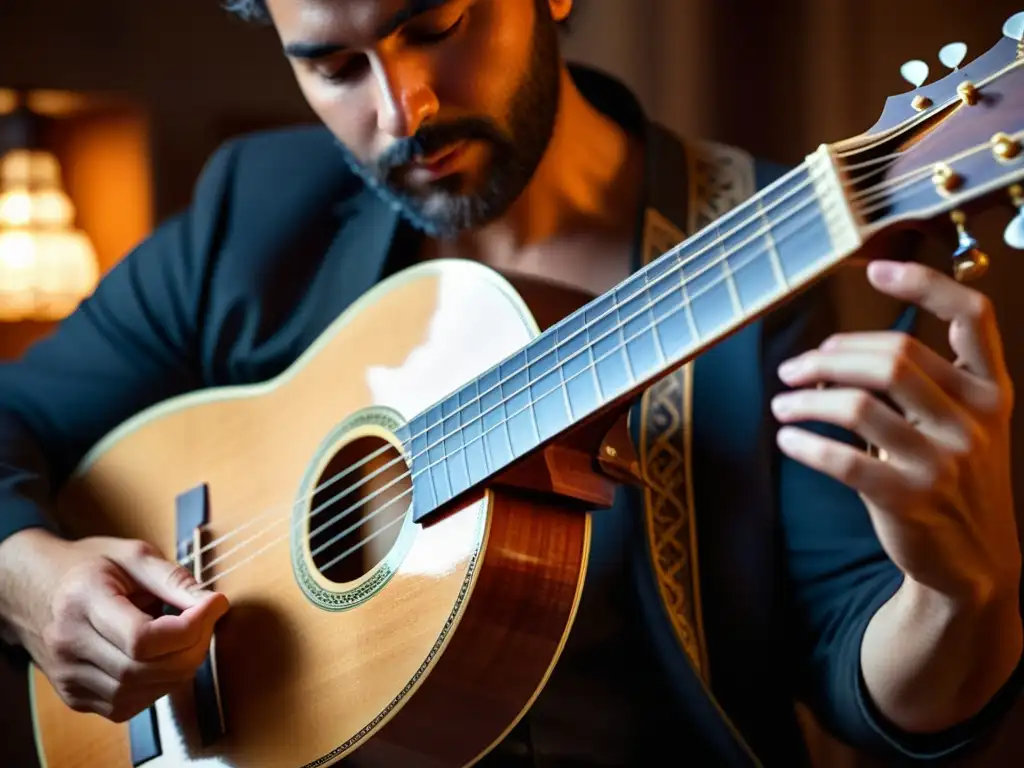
(637, 132), (757, 685)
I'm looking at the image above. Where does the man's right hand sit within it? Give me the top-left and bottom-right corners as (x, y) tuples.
(0, 528), (229, 723)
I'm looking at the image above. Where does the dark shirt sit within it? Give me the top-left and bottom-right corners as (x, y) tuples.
(0, 65), (1021, 767)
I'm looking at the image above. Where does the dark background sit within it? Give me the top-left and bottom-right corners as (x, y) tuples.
(1, 1), (1023, 765)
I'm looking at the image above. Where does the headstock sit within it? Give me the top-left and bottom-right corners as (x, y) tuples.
(840, 12), (1024, 282)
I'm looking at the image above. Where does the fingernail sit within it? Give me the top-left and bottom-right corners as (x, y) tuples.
(868, 261), (901, 285)
(771, 394), (793, 417)
(778, 359), (802, 379)
(777, 427), (801, 450)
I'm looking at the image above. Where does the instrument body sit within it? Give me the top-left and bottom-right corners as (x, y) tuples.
(19, 14), (1024, 767)
(29, 260), (593, 768)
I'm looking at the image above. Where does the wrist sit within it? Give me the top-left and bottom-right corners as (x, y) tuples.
(888, 574), (1023, 723)
(898, 570), (1021, 626)
(0, 527), (73, 647)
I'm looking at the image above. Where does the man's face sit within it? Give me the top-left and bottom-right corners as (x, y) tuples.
(266, 0), (568, 237)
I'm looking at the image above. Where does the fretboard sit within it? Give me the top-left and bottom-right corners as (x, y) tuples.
(407, 146), (861, 524)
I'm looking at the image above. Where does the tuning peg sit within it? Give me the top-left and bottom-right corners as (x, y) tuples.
(950, 210), (990, 282)
(900, 59), (930, 88)
(1004, 11), (1024, 41)
(939, 42), (968, 70)
(1003, 185), (1024, 250)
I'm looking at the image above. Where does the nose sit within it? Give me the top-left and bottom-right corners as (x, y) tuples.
(370, 54), (439, 138)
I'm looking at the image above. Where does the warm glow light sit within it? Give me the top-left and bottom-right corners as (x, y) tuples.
(0, 148), (99, 322)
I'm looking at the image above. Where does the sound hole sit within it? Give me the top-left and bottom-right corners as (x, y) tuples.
(308, 435), (411, 584)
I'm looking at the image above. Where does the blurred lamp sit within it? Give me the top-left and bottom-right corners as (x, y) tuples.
(0, 102), (99, 322)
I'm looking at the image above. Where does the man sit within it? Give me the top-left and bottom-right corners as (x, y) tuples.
(0, 0), (1021, 765)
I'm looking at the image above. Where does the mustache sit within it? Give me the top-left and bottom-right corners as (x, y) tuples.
(374, 117), (508, 176)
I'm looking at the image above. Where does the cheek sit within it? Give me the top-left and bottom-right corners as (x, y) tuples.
(295, 72), (378, 160)
(438, 0), (534, 116)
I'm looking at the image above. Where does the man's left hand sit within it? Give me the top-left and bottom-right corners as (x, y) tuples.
(770, 259), (1020, 609)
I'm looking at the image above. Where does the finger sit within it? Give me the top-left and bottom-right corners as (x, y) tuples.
(88, 587), (224, 661)
(63, 665), (176, 722)
(771, 387), (941, 468)
(137, 594), (227, 659)
(818, 332), (1006, 416)
(109, 540), (223, 612)
(62, 662), (118, 703)
(87, 628), (209, 686)
(866, 261), (1007, 381)
(87, 587), (158, 661)
(776, 425), (907, 503)
(778, 349), (967, 431)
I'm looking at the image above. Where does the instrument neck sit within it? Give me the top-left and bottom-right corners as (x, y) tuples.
(408, 148), (862, 525)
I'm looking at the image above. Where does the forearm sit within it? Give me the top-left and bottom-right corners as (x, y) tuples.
(861, 575), (1023, 734)
(0, 528), (68, 648)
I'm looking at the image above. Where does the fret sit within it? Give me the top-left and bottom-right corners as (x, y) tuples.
(612, 273), (663, 385)
(425, 401), (450, 504)
(461, 378), (489, 484)
(761, 165), (842, 285)
(585, 292), (633, 403)
(476, 365), (516, 471)
(716, 202), (783, 317)
(440, 395), (470, 499)
(643, 248), (697, 362)
(757, 196), (789, 291)
(525, 330), (572, 442)
(677, 223), (738, 339)
(614, 293), (636, 384)
(553, 310), (602, 420)
(496, 348), (538, 458)
(587, 328), (604, 403)
(557, 353), (575, 421)
(407, 413), (436, 517)
(722, 251), (744, 315)
(410, 158), (861, 525)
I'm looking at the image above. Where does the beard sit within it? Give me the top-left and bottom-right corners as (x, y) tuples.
(333, 4), (562, 238)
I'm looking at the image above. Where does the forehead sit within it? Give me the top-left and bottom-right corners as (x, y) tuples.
(267, 0), (447, 41)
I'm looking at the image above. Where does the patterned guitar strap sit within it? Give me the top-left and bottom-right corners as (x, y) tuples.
(637, 128), (758, 685)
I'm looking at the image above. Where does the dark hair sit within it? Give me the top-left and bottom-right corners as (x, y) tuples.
(224, 0), (270, 23)
(223, 1), (577, 29)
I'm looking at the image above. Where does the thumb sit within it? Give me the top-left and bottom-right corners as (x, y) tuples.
(110, 540), (222, 613)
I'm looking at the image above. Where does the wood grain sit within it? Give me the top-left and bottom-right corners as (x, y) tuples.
(23, 260), (595, 767)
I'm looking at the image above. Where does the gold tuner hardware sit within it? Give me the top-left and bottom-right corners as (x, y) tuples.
(957, 81), (980, 106)
(912, 95), (933, 112)
(992, 132), (1022, 161)
(932, 163), (963, 195)
(950, 210), (990, 282)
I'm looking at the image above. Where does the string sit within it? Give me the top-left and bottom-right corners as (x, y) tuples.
(184, 141), (905, 572)
(187, 127), (1018, 583)
(184, 159), (837, 575)
(191, 155), (899, 574)
(185, 53), (1024, 572)
(193, 197), (840, 587)
(181, 159), (826, 568)
(187, 127), (1024, 588)
(835, 54), (1023, 162)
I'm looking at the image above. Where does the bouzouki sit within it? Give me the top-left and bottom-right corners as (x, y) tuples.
(16, 12), (1024, 768)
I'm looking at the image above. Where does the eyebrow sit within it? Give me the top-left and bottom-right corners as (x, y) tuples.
(283, 0), (449, 60)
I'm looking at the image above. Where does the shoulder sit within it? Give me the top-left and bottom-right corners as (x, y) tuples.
(192, 123), (366, 228)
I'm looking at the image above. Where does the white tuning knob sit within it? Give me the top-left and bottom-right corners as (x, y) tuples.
(939, 42), (967, 70)
(1003, 215), (1024, 250)
(900, 59), (929, 88)
(1004, 11), (1024, 42)
(1004, 186), (1024, 251)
